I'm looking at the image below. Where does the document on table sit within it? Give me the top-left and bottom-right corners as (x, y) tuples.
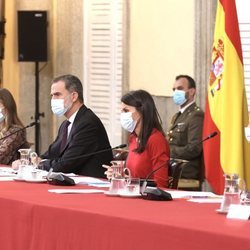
(48, 189), (105, 194)
(167, 190), (222, 203)
(187, 197), (223, 203)
(0, 167), (17, 178)
(0, 176), (16, 181)
(71, 176), (110, 187)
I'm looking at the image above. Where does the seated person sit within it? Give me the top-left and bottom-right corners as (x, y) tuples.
(167, 75), (204, 181)
(104, 89), (170, 188)
(0, 88), (29, 165)
(13, 74), (113, 178)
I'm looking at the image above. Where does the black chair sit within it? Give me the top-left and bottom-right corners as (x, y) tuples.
(177, 156), (204, 191)
(168, 159), (184, 189)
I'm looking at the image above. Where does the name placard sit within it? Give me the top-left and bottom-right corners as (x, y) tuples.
(227, 204), (250, 220)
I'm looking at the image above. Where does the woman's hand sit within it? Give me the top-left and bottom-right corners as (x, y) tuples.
(102, 164), (113, 180)
(12, 157), (42, 170)
(11, 160), (21, 170)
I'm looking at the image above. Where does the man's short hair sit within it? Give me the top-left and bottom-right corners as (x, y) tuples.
(175, 75), (196, 89)
(52, 74), (84, 103)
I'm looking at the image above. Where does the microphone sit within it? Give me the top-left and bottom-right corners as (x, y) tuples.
(26, 121), (38, 128)
(47, 170), (76, 186)
(44, 144), (127, 186)
(141, 161), (173, 201)
(169, 131), (218, 162)
(0, 121), (37, 141)
(201, 131), (218, 143)
(51, 143), (127, 162)
(113, 144), (127, 150)
(141, 132), (218, 200)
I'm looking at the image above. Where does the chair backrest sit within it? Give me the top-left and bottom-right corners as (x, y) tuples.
(168, 160), (184, 189)
(178, 154), (204, 191)
(112, 152), (184, 189)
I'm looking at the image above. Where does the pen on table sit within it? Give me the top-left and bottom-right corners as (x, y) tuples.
(181, 195), (209, 199)
(190, 196), (209, 199)
(187, 196), (222, 199)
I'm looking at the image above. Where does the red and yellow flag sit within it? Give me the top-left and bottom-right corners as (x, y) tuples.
(203, 0), (250, 194)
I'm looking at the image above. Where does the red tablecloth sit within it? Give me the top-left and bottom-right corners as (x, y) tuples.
(0, 180), (249, 250)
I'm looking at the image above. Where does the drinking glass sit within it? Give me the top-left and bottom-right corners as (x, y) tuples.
(17, 149), (38, 179)
(124, 177), (140, 195)
(220, 173), (245, 212)
(241, 191), (250, 205)
(108, 160), (131, 194)
(18, 148), (31, 165)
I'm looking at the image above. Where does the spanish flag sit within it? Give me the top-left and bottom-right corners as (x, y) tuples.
(203, 0), (250, 194)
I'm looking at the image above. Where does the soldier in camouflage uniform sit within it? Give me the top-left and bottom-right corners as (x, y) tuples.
(167, 75), (204, 180)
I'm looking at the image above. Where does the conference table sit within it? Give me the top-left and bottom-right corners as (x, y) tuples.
(0, 177), (250, 250)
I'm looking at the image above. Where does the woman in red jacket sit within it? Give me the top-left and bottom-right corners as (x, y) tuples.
(105, 89), (170, 188)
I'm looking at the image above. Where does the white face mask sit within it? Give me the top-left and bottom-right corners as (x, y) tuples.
(0, 111), (5, 123)
(51, 97), (72, 117)
(120, 112), (137, 133)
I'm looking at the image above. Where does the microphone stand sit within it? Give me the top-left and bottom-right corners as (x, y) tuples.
(40, 144), (127, 168)
(168, 132), (218, 164)
(0, 122), (37, 141)
(200, 131), (218, 144)
(140, 161), (173, 201)
(140, 131), (218, 201)
(141, 161), (168, 194)
(44, 144), (127, 186)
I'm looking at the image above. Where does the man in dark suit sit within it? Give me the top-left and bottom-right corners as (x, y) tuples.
(167, 75), (204, 181)
(40, 74), (113, 178)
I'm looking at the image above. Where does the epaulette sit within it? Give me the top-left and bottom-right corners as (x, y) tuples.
(194, 106), (200, 111)
(187, 105), (201, 116)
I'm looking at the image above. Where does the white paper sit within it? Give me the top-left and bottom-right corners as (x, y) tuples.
(0, 167), (17, 177)
(0, 176), (16, 181)
(227, 204), (250, 220)
(48, 189), (105, 194)
(188, 198), (223, 203)
(88, 183), (110, 187)
(71, 176), (110, 187)
(167, 190), (220, 199)
(59, 172), (77, 177)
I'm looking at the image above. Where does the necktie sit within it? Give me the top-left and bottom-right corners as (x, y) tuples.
(60, 120), (71, 152)
(174, 111), (181, 123)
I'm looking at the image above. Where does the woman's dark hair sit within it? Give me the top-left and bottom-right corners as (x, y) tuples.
(0, 88), (24, 136)
(121, 89), (165, 153)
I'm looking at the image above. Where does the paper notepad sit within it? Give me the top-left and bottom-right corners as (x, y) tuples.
(48, 189), (105, 194)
